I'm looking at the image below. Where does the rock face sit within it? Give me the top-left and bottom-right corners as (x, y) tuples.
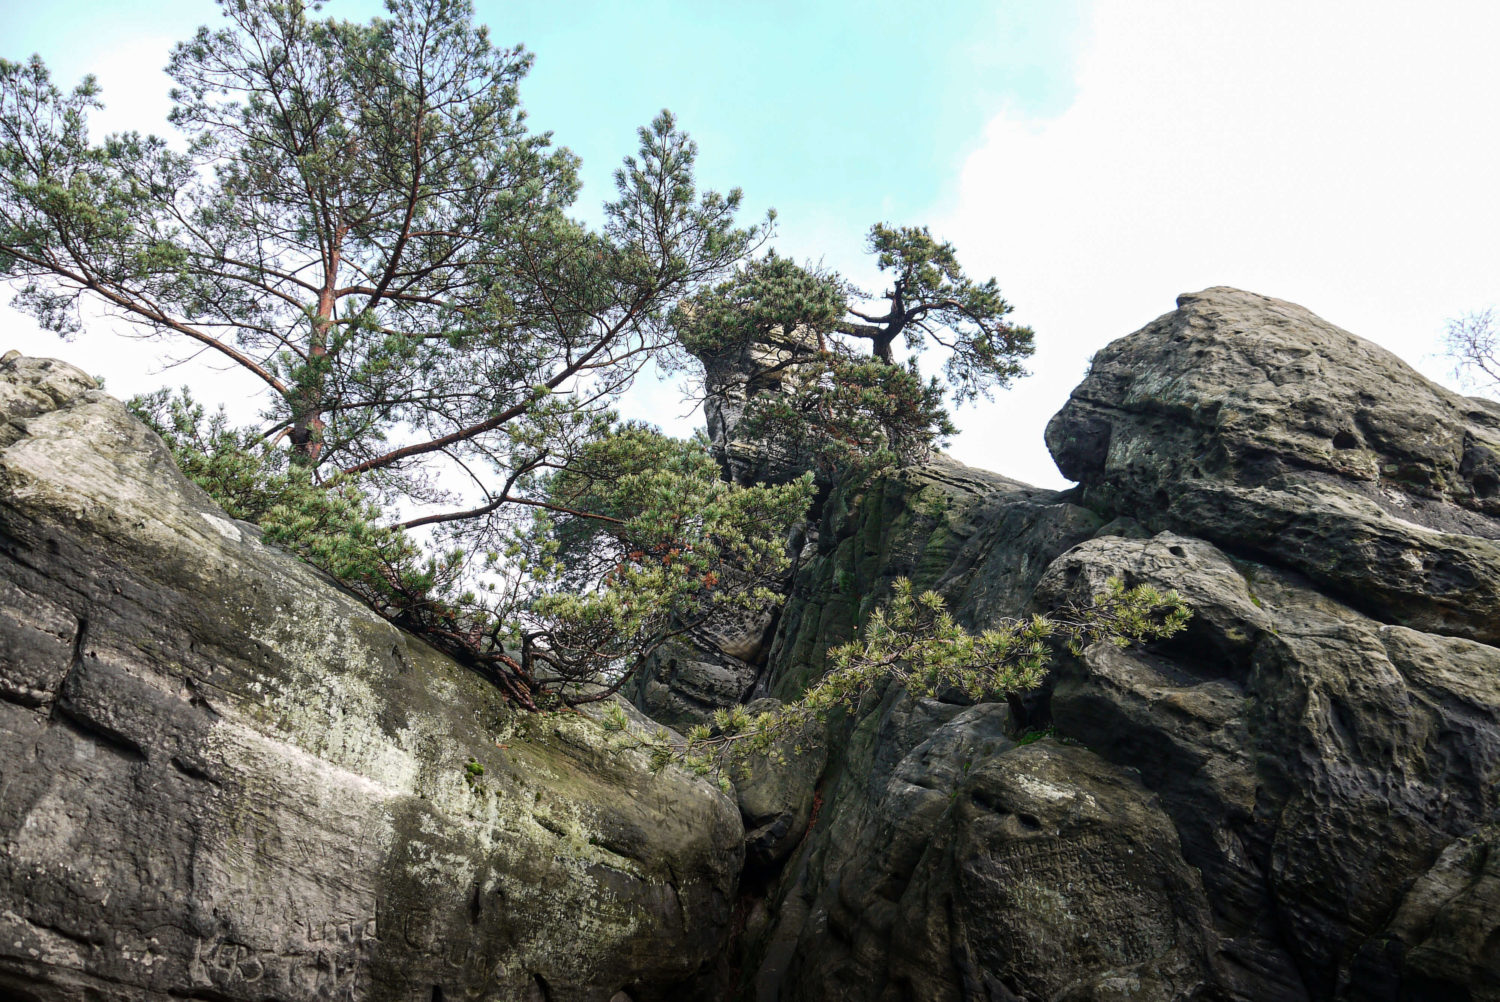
(733, 289), (1500, 1002)
(0, 353), (742, 1002)
(1046, 287), (1500, 644)
(6, 285), (1500, 1002)
(628, 329), (823, 729)
(697, 325), (823, 489)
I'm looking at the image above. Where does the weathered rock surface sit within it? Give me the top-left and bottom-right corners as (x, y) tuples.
(1046, 287), (1500, 643)
(733, 290), (1500, 1002)
(1038, 533), (1500, 1000)
(0, 353), (742, 1002)
(9, 285), (1500, 1002)
(758, 696), (1225, 1002)
(631, 638), (764, 729)
(697, 325), (823, 488)
(725, 698), (826, 873)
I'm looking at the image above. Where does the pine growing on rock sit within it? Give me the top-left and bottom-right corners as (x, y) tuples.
(671, 229), (1035, 480)
(0, 0), (812, 708)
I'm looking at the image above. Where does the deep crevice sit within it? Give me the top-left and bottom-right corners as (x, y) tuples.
(170, 755), (221, 785)
(61, 615), (88, 698)
(54, 710), (147, 762)
(48, 616), (148, 760)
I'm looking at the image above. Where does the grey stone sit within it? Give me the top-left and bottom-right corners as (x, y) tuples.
(1045, 286), (1500, 644)
(13, 283), (1500, 1002)
(632, 641), (761, 729)
(754, 697), (1222, 1002)
(738, 292), (1500, 1001)
(0, 355), (743, 1002)
(725, 698), (827, 871)
(1036, 529), (1500, 1000)
(1351, 821), (1500, 999)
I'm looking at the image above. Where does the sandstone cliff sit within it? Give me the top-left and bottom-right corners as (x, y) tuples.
(3, 287), (1498, 1002)
(700, 289), (1500, 1002)
(0, 352), (742, 1002)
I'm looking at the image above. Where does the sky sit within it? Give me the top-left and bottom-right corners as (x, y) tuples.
(2, 0), (1498, 488)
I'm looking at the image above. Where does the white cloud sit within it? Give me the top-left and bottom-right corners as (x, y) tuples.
(8, 2), (1500, 487)
(939, 0), (1500, 487)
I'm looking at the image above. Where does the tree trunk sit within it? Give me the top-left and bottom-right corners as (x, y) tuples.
(288, 352), (327, 466)
(873, 283), (906, 364)
(292, 241), (343, 467)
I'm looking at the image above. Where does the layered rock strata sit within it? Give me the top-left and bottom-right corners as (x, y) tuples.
(0, 352), (742, 1002)
(732, 289), (1500, 1002)
(4, 286), (1499, 1002)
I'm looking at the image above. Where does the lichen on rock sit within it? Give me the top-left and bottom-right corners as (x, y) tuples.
(0, 351), (743, 1002)
(730, 290), (1500, 1002)
(5, 287), (1500, 1001)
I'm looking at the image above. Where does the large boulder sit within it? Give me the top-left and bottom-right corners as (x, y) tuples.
(1037, 532), (1500, 1001)
(0, 353), (743, 1002)
(739, 463), (1185, 1001)
(1033, 290), (1500, 998)
(738, 291), (1500, 1002)
(765, 697), (1225, 1002)
(1045, 286), (1500, 644)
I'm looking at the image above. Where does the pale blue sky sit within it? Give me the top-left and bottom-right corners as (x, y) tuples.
(1, 0), (1089, 277)
(5, 1), (1500, 487)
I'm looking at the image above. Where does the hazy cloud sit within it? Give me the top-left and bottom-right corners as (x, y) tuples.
(938, 0), (1500, 485)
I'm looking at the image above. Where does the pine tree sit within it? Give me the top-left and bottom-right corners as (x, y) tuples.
(671, 229), (1034, 478)
(1, 0), (762, 502)
(2, 0), (810, 708)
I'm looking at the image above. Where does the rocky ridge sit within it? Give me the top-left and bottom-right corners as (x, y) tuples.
(1, 287), (1497, 1001)
(710, 289), (1500, 1001)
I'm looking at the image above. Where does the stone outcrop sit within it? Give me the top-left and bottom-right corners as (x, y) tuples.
(629, 327), (824, 729)
(698, 324), (823, 489)
(732, 289), (1500, 1002)
(6, 286), (1500, 1002)
(1046, 287), (1500, 643)
(0, 353), (742, 1002)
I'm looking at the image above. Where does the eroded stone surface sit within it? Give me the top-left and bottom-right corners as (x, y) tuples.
(735, 291), (1500, 1002)
(0, 354), (743, 1002)
(1045, 287), (1500, 643)
(10, 285), (1500, 1002)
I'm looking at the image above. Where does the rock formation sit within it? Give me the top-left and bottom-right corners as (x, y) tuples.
(1046, 287), (1500, 644)
(724, 289), (1500, 1001)
(629, 325), (823, 729)
(3, 287), (1499, 1001)
(697, 323), (824, 489)
(0, 352), (741, 1002)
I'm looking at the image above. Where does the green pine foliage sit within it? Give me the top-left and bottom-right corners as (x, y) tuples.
(7, 0), (1186, 726)
(131, 388), (813, 709)
(1, 0), (766, 517)
(670, 227), (1035, 481)
(1, 0), (808, 709)
(510, 428), (816, 702)
(734, 357), (956, 480)
(657, 577), (1191, 776)
(671, 251), (847, 359)
(859, 223), (1035, 403)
